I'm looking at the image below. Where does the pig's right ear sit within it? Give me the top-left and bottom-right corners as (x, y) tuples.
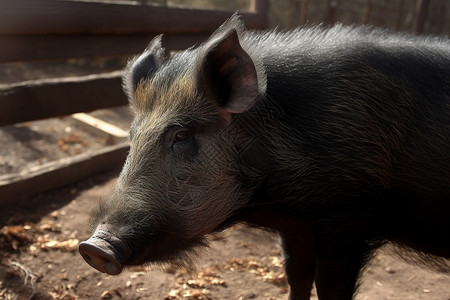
(196, 27), (263, 118)
(123, 35), (165, 101)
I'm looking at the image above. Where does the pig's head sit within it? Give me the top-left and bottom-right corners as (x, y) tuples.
(79, 16), (267, 275)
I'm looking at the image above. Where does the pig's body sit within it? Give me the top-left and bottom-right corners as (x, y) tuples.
(79, 16), (450, 300)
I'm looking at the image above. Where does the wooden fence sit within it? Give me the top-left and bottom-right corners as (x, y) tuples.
(0, 0), (269, 126)
(284, 0), (449, 35)
(0, 0), (269, 203)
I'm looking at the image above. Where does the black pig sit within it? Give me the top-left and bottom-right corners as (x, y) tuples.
(79, 15), (450, 300)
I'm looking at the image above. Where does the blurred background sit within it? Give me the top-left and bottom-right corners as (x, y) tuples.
(168, 0), (450, 34)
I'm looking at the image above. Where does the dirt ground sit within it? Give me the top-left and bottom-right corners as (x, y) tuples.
(0, 171), (449, 300)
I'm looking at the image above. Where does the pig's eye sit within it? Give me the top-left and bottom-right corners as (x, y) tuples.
(174, 130), (190, 143)
(165, 126), (197, 158)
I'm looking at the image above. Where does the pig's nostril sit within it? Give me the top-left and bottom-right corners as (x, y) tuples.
(79, 239), (124, 275)
(78, 226), (132, 275)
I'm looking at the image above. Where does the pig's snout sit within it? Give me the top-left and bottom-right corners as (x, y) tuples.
(78, 226), (131, 275)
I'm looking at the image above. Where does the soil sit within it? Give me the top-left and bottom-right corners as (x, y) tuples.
(0, 171), (449, 300)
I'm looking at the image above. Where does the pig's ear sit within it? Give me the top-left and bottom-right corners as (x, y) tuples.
(197, 28), (261, 115)
(123, 35), (165, 101)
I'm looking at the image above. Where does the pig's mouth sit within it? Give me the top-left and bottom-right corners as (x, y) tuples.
(78, 225), (132, 275)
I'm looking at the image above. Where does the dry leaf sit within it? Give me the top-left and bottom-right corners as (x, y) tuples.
(37, 238), (79, 251)
(40, 223), (62, 232)
(112, 289), (122, 297)
(101, 290), (113, 299)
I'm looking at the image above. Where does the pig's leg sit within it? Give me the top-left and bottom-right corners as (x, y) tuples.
(314, 243), (373, 300)
(279, 232), (316, 300)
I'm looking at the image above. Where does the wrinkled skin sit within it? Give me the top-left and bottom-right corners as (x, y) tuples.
(80, 16), (450, 300)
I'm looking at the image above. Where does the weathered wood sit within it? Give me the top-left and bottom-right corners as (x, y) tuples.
(0, 33), (211, 63)
(0, 0), (270, 201)
(395, 0), (405, 31)
(0, 71), (127, 126)
(253, 0), (270, 19)
(414, 0), (431, 34)
(362, 0), (372, 24)
(0, 0), (268, 62)
(288, 0), (298, 28)
(0, 142), (129, 205)
(0, 0), (268, 36)
(325, 0), (338, 25)
(299, 0), (309, 26)
(71, 112), (128, 143)
(0, 34), (149, 63)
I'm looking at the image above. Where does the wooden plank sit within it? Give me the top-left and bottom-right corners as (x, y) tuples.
(0, 0), (268, 62)
(254, 0), (270, 19)
(413, 0), (431, 34)
(299, 0), (309, 26)
(0, 142), (129, 206)
(362, 0), (372, 24)
(0, 71), (127, 126)
(0, 33), (209, 63)
(0, 0), (268, 36)
(71, 112), (128, 143)
(325, 0), (338, 25)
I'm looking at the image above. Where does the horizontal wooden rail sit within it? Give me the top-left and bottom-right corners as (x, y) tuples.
(0, 0), (269, 202)
(0, 142), (129, 205)
(0, 0), (268, 35)
(0, 33), (210, 63)
(0, 71), (127, 126)
(0, 0), (269, 62)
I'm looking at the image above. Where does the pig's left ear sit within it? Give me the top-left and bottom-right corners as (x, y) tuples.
(123, 35), (165, 101)
(196, 27), (263, 115)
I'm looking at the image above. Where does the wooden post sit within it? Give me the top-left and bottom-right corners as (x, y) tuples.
(413, 0), (430, 34)
(250, 0), (256, 12)
(362, 0), (371, 24)
(299, 0), (309, 26)
(437, 0), (446, 33)
(395, 0), (404, 31)
(254, 0), (269, 24)
(325, 0), (338, 25)
(288, 0), (298, 28)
